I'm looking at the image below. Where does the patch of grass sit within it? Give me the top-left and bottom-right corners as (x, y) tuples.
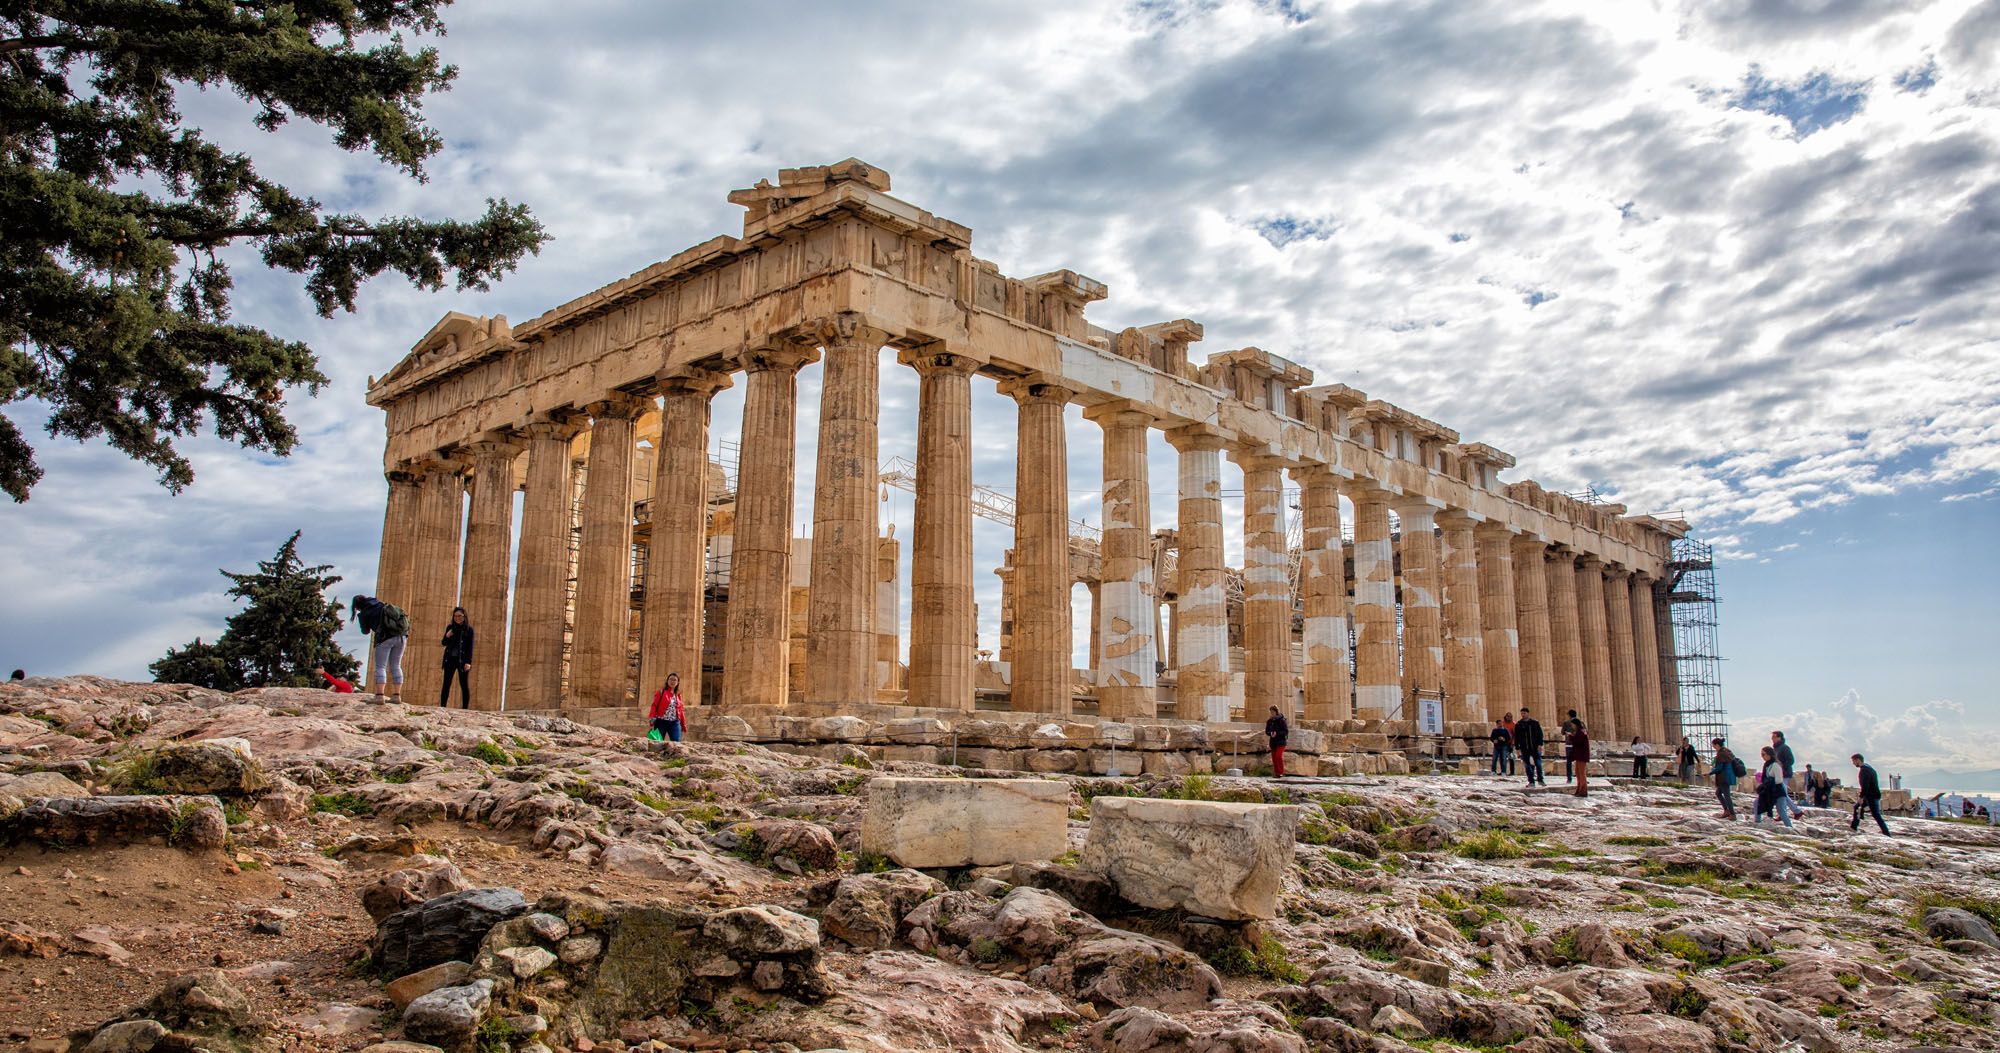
(561, 779), (594, 801)
(854, 852), (894, 874)
(1935, 996), (1982, 1026)
(309, 791), (372, 817)
(1645, 895), (1679, 909)
(1606, 835), (1671, 847)
(1172, 773), (1216, 801)
(1298, 814), (1336, 845)
(221, 800), (251, 826)
(678, 803), (724, 828)
(1667, 985), (1711, 1019)
(1656, 932), (1711, 967)
(833, 773), (869, 795)
(164, 800), (206, 846)
(474, 1014), (518, 1053)
(634, 792), (673, 812)
(1052, 849), (1081, 867)
(1910, 890), (2000, 935)
(509, 735), (539, 750)
(1324, 849), (1372, 871)
(469, 740), (511, 766)
(380, 768), (414, 785)
(1318, 791), (1366, 807)
(969, 937), (1005, 963)
(838, 753), (872, 769)
(1835, 971), (1861, 990)
(1207, 934), (1305, 983)
(105, 752), (164, 794)
(1453, 829), (1534, 861)
(1550, 929), (1580, 964)
(661, 756), (689, 769)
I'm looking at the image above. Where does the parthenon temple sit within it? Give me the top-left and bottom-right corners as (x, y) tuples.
(366, 160), (1694, 759)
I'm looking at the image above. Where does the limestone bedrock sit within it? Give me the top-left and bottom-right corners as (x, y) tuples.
(859, 777), (1067, 868)
(1083, 797), (1300, 922)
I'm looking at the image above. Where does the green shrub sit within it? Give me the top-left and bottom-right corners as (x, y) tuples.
(1453, 829), (1532, 861)
(969, 937), (1005, 963)
(469, 740), (511, 766)
(1173, 773), (1216, 801)
(164, 800), (207, 846)
(1656, 931), (1711, 967)
(1206, 934), (1304, 983)
(1935, 996), (1982, 1026)
(1605, 835), (1670, 847)
(309, 791), (372, 817)
(1667, 985), (1711, 1019)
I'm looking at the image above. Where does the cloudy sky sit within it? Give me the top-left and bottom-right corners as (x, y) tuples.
(4, 0), (1997, 779)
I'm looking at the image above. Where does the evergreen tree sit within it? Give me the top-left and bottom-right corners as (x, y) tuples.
(1, 1), (548, 501)
(150, 531), (358, 689)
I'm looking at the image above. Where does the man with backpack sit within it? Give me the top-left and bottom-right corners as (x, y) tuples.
(1514, 709), (1547, 786)
(1711, 737), (1742, 820)
(351, 595), (410, 703)
(1850, 753), (1891, 836)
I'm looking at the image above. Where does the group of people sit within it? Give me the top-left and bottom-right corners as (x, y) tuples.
(1701, 732), (1891, 835)
(344, 595), (478, 708)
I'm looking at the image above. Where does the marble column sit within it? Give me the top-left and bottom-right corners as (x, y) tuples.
(1545, 548), (1587, 725)
(1511, 535), (1556, 721)
(1349, 485), (1401, 719)
(1295, 467), (1353, 722)
(457, 439), (522, 710)
(370, 470), (421, 687)
(1575, 555), (1617, 740)
(505, 418), (583, 710)
(1001, 377), (1074, 714)
(1086, 582), (1102, 686)
(902, 349), (979, 711)
(1086, 403), (1158, 721)
(875, 536), (900, 696)
(1235, 453), (1293, 718)
(1395, 500), (1445, 706)
(639, 368), (731, 708)
(1168, 427), (1231, 723)
(806, 316), (889, 707)
(1438, 510), (1487, 725)
(723, 345), (819, 709)
(1474, 523), (1523, 721)
(1604, 566), (1641, 744)
(571, 394), (648, 708)
(1630, 572), (1667, 744)
(407, 460), (466, 708)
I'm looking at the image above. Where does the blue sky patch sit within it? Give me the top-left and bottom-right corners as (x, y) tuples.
(1253, 214), (1336, 248)
(1729, 67), (1868, 138)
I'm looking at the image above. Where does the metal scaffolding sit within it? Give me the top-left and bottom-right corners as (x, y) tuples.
(1662, 534), (1728, 746)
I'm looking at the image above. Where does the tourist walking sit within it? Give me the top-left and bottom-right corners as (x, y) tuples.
(1631, 736), (1651, 779)
(1804, 764), (1832, 808)
(1265, 706), (1289, 778)
(1515, 709), (1547, 786)
(1561, 710), (1581, 778)
(1676, 737), (1698, 783)
(649, 671), (687, 742)
(351, 595), (409, 702)
(439, 607), (474, 708)
(1850, 753), (1892, 835)
(1711, 738), (1740, 820)
(1753, 746), (1795, 829)
(1772, 731), (1795, 779)
(1499, 711), (1518, 775)
(1571, 720), (1592, 797)
(1489, 718), (1513, 775)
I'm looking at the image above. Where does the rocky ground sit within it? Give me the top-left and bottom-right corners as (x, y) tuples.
(3, 677), (1998, 1053)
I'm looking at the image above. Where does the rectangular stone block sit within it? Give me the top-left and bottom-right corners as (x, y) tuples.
(879, 745), (941, 765)
(1083, 797), (1300, 921)
(1024, 749), (1084, 773)
(1285, 753), (1319, 777)
(956, 720), (1031, 748)
(958, 748), (1020, 771)
(861, 777), (1069, 868)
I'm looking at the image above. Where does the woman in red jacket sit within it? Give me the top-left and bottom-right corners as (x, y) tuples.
(649, 672), (686, 742)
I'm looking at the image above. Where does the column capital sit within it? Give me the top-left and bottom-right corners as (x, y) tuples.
(582, 392), (651, 420)
(1476, 518), (1521, 538)
(521, 415), (587, 443)
(897, 346), (981, 378)
(1227, 447), (1294, 472)
(996, 373), (1080, 406)
(1511, 533), (1547, 557)
(1631, 569), (1656, 585)
(810, 311), (894, 351)
(733, 341), (820, 375)
(385, 467), (422, 485)
(1287, 462), (1344, 487)
(1340, 478), (1401, 502)
(460, 438), (524, 462)
(1081, 400), (1156, 428)
(1577, 553), (1606, 570)
(405, 455), (466, 479)
(1392, 495), (1446, 519)
(654, 365), (734, 398)
(1603, 563), (1632, 579)
(1165, 424), (1229, 453)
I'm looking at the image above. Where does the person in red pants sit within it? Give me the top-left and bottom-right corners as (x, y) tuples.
(1265, 706), (1290, 777)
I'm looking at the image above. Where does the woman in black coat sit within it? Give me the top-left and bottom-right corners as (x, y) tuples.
(440, 607), (474, 708)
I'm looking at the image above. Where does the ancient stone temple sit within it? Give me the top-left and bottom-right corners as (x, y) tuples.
(366, 160), (1687, 756)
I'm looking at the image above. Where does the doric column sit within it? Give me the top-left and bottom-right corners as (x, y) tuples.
(1295, 467), (1353, 722)
(1394, 499), (1445, 704)
(458, 438), (522, 710)
(1604, 566), (1641, 744)
(723, 344), (819, 709)
(1349, 485), (1401, 719)
(1168, 427), (1231, 723)
(1630, 572), (1667, 744)
(806, 315), (890, 707)
(995, 560), (1016, 669)
(407, 459), (466, 708)
(505, 418), (584, 710)
(1575, 555), (1617, 740)
(639, 368), (731, 708)
(1438, 510), (1487, 725)
(1545, 548), (1587, 723)
(1234, 452), (1293, 718)
(570, 394), (648, 708)
(1000, 376), (1075, 714)
(1085, 582), (1102, 685)
(369, 470), (421, 686)
(875, 536), (900, 696)
(902, 349), (979, 711)
(1512, 535), (1556, 721)
(1475, 523), (1523, 720)
(1086, 403), (1158, 721)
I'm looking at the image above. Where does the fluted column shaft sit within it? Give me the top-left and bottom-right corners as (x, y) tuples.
(1235, 453), (1293, 718)
(1630, 573), (1667, 744)
(1349, 487), (1400, 718)
(1475, 524), (1523, 719)
(1604, 567), (1641, 744)
(1545, 549), (1586, 723)
(1439, 511), (1486, 724)
(571, 395), (647, 707)
(640, 370), (730, 707)
(904, 350), (979, 711)
(1512, 536), (1556, 721)
(458, 440), (522, 710)
(1575, 555), (1617, 740)
(408, 462), (466, 707)
(1396, 502), (1445, 704)
(1004, 378), (1074, 714)
(724, 346), (818, 709)
(1169, 429), (1231, 723)
(807, 318), (888, 706)
(1296, 468), (1353, 722)
(1088, 404), (1158, 721)
(370, 471), (421, 686)
(505, 420), (582, 710)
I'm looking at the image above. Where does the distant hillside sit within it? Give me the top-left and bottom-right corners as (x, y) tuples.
(1897, 768), (2000, 794)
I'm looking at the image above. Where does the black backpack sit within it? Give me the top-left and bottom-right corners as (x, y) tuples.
(1731, 756), (1747, 778)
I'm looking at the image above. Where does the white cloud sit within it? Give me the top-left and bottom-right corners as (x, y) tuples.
(1772, 690), (2000, 772)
